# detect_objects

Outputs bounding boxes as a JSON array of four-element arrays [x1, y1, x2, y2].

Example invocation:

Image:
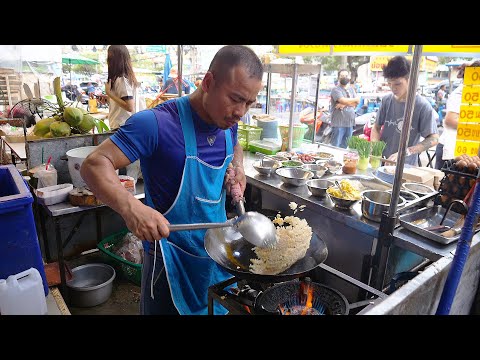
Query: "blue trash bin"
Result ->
[[0, 165, 48, 296]]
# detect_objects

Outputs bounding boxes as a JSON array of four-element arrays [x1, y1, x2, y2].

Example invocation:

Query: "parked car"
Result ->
[[62, 81, 101, 104], [423, 79, 461, 97]]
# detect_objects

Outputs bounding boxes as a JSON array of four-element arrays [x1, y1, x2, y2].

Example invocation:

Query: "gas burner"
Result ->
[[208, 264, 388, 315]]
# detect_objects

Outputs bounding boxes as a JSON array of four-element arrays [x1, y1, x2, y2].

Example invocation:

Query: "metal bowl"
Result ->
[[253, 160, 279, 177], [307, 179, 334, 197], [323, 160, 343, 174], [66, 263, 116, 307], [275, 167, 314, 186], [402, 182, 436, 196], [361, 190, 406, 222], [328, 193, 360, 209], [387, 189, 419, 202], [302, 164, 327, 178], [281, 160, 304, 168], [314, 152, 335, 162]]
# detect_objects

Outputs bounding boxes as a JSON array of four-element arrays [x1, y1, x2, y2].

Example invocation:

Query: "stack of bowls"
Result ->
[[276, 167, 314, 186]]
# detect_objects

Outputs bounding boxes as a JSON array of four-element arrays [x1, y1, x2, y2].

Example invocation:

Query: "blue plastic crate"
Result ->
[[0, 165, 48, 296]]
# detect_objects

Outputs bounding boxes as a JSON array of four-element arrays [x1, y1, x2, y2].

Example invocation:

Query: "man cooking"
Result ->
[[80, 45, 264, 315]]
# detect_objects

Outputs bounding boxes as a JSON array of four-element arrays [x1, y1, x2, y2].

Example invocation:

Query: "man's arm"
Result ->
[[406, 133, 439, 155], [225, 142, 246, 195], [80, 139, 170, 241], [336, 96, 360, 107], [105, 81, 135, 112], [444, 111, 459, 129], [370, 122, 382, 142]]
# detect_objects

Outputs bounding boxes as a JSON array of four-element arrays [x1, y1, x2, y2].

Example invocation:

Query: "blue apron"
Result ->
[[157, 95, 234, 315]]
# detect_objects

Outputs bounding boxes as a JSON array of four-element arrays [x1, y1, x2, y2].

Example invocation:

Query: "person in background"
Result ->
[[105, 45, 141, 181], [86, 82, 95, 95], [435, 60, 480, 170], [80, 45, 264, 315], [329, 69, 360, 148], [370, 56, 439, 165], [162, 68, 191, 95]]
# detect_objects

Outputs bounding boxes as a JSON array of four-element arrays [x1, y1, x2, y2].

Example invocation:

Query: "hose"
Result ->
[[436, 181, 480, 315]]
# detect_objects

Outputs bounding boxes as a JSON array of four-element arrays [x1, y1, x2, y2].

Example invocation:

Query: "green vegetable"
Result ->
[[347, 136, 362, 150], [371, 141, 387, 157], [356, 138, 371, 159]]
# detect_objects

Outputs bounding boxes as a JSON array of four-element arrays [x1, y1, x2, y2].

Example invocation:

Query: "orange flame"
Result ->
[[300, 283, 314, 315]]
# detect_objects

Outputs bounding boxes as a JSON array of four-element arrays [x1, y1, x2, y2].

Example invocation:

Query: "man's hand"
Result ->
[[225, 164, 246, 200], [388, 152, 399, 162], [123, 200, 171, 242], [335, 103, 346, 110]]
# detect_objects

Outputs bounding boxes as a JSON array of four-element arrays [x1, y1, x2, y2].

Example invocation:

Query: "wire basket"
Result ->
[[97, 229, 142, 286], [238, 124, 262, 149]]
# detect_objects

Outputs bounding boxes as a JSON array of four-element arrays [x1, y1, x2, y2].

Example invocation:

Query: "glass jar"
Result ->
[[342, 151, 359, 174]]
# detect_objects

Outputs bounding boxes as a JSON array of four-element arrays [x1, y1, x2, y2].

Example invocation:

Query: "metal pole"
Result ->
[[311, 64, 322, 143], [388, 45, 423, 216], [287, 64, 298, 151], [371, 45, 424, 290], [177, 45, 183, 97], [265, 69, 272, 115]]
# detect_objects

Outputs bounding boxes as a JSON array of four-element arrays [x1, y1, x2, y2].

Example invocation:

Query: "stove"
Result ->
[[208, 263, 388, 315]]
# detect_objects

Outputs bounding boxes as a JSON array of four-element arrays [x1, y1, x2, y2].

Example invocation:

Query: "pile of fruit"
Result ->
[[33, 77, 109, 138]]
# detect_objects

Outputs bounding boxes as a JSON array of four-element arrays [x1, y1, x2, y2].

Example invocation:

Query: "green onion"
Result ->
[[371, 141, 387, 157], [356, 138, 371, 159]]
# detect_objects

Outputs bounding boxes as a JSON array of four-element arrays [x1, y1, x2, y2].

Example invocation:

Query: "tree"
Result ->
[[346, 56, 370, 82]]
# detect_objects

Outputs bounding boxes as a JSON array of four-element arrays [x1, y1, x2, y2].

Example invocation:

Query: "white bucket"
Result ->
[[66, 146, 98, 188], [0, 268, 48, 315]]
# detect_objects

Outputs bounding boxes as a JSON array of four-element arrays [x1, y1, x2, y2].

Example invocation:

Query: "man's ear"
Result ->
[[202, 72, 214, 93]]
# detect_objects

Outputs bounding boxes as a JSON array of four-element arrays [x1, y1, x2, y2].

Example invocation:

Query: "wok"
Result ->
[[205, 226, 328, 283]]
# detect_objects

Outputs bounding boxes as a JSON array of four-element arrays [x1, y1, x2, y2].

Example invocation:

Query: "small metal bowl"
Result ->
[[281, 160, 304, 168], [307, 179, 334, 197], [253, 160, 279, 177], [328, 193, 360, 209], [314, 152, 335, 162], [402, 182, 436, 196], [302, 164, 327, 178], [361, 190, 406, 222], [275, 167, 314, 186], [387, 189, 419, 202], [323, 160, 343, 174]]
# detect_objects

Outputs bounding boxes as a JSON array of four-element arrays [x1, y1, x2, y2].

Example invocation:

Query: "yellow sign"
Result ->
[[461, 86, 480, 105], [333, 45, 409, 54], [456, 123, 480, 141], [454, 140, 480, 157], [423, 45, 480, 54], [464, 67, 480, 86], [369, 56, 438, 72], [278, 45, 330, 55], [459, 104, 480, 123]]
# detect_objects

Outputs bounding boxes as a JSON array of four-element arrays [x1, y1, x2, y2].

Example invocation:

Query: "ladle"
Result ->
[[168, 210, 278, 248]]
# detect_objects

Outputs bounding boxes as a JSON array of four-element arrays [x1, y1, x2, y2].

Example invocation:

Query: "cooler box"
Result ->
[[0, 164, 48, 296]]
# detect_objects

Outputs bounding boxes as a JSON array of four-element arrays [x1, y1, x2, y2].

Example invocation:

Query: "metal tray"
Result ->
[[327, 174, 392, 192], [398, 205, 466, 245]]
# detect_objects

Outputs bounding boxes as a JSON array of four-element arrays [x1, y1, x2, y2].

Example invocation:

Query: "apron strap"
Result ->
[[175, 96, 197, 156]]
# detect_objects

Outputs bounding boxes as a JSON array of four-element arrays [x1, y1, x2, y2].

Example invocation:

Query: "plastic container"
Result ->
[[279, 124, 308, 149], [97, 229, 142, 286], [0, 165, 48, 296], [36, 183, 73, 206], [256, 118, 279, 140], [237, 124, 262, 150], [0, 267, 48, 315], [248, 139, 281, 155]]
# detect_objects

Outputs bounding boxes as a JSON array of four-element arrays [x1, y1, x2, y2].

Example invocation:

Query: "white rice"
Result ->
[[250, 215, 312, 275]]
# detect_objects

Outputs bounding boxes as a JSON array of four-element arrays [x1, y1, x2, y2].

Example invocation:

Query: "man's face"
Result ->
[[203, 66, 263, 129], [386, 77, 409, 99]]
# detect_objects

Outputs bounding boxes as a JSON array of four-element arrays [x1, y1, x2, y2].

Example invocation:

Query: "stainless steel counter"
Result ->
[[242, 143, 463, 264]]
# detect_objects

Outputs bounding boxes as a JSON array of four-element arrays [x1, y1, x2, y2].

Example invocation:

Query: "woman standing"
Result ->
[[105, 45, 141, 181]]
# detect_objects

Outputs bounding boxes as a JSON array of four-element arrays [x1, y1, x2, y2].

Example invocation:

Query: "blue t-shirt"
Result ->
[[110, 99, 238, 214]]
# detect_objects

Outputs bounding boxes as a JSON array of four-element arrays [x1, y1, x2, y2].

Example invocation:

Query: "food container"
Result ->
[[302, 164, 327, 178], [36, 183, 74, 206], [328, 194, 360, 209], [323, 160, 343, 174], [281, 160, 304, 168], [306, 179, 334, 197], [361, 190, 406, 222], [275, 167, 314, 186], [402, 182, 436, 196], [66, 263, 116, 307], [248, 139, 281, 155], [252, 160, 279, 177]]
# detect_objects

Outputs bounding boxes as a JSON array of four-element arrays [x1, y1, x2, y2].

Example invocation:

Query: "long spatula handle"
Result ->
[[168, 218, 236, 232]]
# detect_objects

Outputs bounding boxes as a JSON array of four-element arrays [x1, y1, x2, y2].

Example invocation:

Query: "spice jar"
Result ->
[[342, 151, 358, 174]]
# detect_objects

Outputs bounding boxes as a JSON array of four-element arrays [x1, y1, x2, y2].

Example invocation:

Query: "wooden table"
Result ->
[[0, 136, 27, 165]]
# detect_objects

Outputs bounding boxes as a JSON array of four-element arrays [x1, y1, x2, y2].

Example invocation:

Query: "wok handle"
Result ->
[[168, 218, 236, 232]]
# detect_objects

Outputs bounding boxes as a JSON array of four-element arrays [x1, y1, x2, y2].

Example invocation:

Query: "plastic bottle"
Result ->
[[0, 268, 48, 315]]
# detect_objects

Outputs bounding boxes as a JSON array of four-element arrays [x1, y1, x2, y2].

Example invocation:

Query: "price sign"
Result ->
[[454, 140, 480, 157], [461, 85, 480, 104], [459, 105, 480, 123], [464, 67, 480, 85], [456, 123, 480, 141]]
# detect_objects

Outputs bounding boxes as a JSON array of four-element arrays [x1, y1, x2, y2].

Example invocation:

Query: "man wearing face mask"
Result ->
[[329, 69, 360, 148]]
